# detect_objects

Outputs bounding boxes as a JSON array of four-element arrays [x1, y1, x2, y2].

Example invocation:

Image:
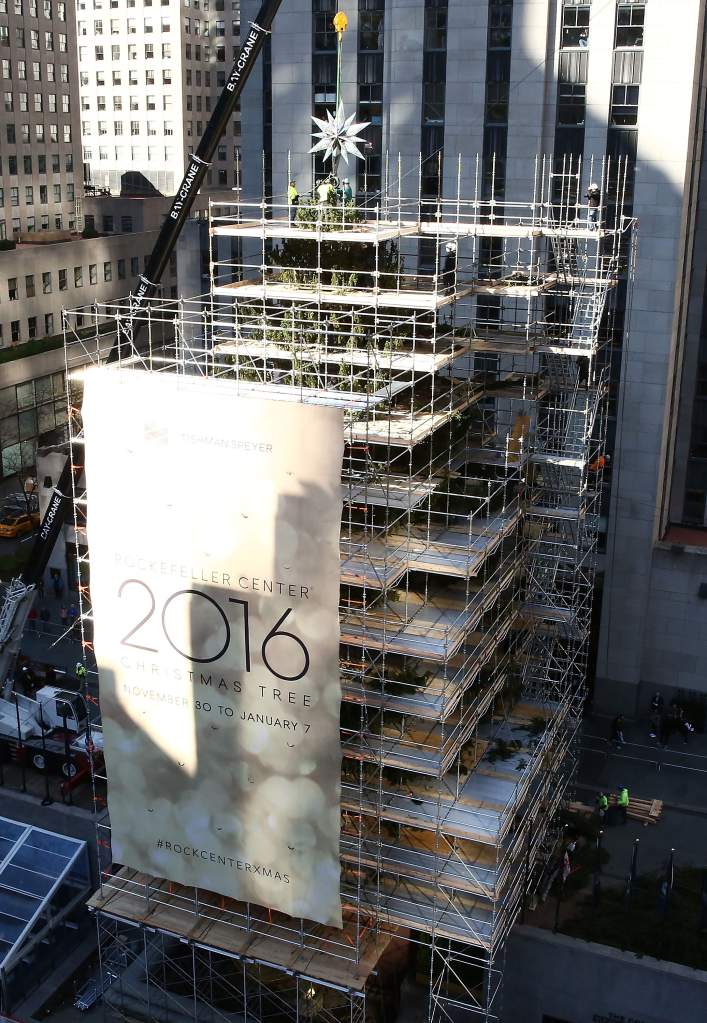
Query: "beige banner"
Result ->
[[83, 368, 344, 927]]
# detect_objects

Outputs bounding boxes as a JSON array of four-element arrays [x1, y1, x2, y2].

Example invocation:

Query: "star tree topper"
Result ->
[[310, 102, 370, 168]]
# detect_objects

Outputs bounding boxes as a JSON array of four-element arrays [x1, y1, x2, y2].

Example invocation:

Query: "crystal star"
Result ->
[[310, 102, 370, 167]]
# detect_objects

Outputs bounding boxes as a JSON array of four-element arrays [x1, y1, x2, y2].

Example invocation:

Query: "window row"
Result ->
[[0, 373, 64, 418], [0, 153, 74, 175], [5, 122, 72, 142], [82, 93, 173, 111], [0, 28, 68, 50], [80, 0, 231, 8], [79, 15, 171, 33], [0, 183, 69, 206], [84, 144, 178, 160], [82, 120, 175, 137], [0, 58, 69, 81], [5, 258, 145, 306], [77, 65, 237, 89], [0, 212, 74, 236], [79, 0, 171, 8], [560, 2, 645, 50], [80, 65, 174, 86], [80, 41, 175, 58], [3, 91, 69, 112], [0, 0, 66, 19]]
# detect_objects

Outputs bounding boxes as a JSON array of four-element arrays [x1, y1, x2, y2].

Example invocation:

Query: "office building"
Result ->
[[77, 0, 242, 196], [0, 0, 83, 238]]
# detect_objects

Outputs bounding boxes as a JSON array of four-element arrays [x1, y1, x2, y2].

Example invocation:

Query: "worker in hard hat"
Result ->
[[342, 178, 353, 202], [586, 182, 601, 228], [617, 785, 629, 825]]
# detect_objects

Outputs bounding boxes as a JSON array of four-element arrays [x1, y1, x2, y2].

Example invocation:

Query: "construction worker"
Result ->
[[441, 241, 457, 294], [317, 177, 334, 204], [588, 453, 610, 473], [586, 182, 601, 228], [287, 179, 299, 222], [342, 178, 353, 202], [617, 785, 629, 825], [75, 661, 87, 680], [596, 791, 608, 821]]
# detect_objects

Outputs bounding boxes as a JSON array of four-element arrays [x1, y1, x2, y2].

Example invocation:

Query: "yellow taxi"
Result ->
[[0, 510, 37, 538]]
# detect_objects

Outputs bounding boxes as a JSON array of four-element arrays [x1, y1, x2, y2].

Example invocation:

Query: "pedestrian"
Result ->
[[287, 179, 299, 222], [75, 661, 87, 681], [342, 177, 353, 202], [27, 606, 38, 634], [680, 717, 694, 746], [659, 711, 671, 748], [59, 605, 69, 630], [68, 603, 78, 625], [596, 791, 608, 821], [586, 182, 601, 229], [617, 785, 629, 825], [649, 709, 661, 740], [610, 713, 626, 748], [651, 690, 664, 716], [36, 577, 44, 599]]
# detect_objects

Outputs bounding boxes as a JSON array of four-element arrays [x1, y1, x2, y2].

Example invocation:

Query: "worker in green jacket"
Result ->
[[618, 785, 629, 825], [287, 179, 299, 222], [596, 791, 608, 821]]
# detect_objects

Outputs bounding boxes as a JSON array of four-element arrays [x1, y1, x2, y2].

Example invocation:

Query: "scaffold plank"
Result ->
[[212, 278, 476, 311], [212, 336, 473, 374], [90, 869, 396, 992], [211, 219, 420, 243]]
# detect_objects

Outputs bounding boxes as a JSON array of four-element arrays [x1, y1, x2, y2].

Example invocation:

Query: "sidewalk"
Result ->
[[20, 589, 86, 679], [576, 712, 707, 880]]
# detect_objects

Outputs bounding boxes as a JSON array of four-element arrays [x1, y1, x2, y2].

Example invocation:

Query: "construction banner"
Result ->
[[83, 368, 344, 927]]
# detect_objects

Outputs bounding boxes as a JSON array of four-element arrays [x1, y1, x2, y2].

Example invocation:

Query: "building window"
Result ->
[[58, 268, 67, 290], [27, 316, 37, 340], [8, 277, 18, 300], [117, 258, 126, 279], [102, 215, 114, 232], [130, 256, 139, 276], [89, 264, 97, 285], [610, 84, 640, 126], [74, 266, 83, 287], [121, 215, 133, 232], [45, 312, 54, 335], [557, 81, 586, 126], [11, 320, 20, 344], [615, 3, 645, 48], [561, 4, 590, 49], [42, 271, 51, 294], [25, 274, 35, 297], [103, 261, 112, 282]]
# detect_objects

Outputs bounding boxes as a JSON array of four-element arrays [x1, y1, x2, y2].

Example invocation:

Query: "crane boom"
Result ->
[[0, 0, 285, 686]]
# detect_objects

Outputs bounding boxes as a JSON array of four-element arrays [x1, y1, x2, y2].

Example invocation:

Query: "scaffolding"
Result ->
[[63, 154, 636, 1023]]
